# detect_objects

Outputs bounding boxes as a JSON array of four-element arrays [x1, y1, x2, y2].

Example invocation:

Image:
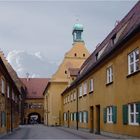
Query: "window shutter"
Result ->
[[138, 103, 140, 124], [123, 105, 128, 125], [112, 106, 117, 124], [86, 111, 88, 123], [103, 108, 107, 123]]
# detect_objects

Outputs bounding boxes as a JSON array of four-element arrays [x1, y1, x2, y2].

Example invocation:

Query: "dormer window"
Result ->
[[1, 79, 5, 94], [96, 52, 99, 61], [111, 34, 117, 45]]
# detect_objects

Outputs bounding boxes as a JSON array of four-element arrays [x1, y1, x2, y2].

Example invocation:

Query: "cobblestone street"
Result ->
[[1, 124, 112, 139]]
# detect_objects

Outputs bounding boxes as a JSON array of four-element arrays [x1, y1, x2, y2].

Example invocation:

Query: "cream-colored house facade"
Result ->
[[43, 24, 90, 126]]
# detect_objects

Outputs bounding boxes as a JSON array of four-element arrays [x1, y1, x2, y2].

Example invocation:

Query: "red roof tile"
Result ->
[[20, 78, 49, 99]]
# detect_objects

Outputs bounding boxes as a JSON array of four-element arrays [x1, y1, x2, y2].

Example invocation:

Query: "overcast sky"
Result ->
[[0, 0, 138, 78]]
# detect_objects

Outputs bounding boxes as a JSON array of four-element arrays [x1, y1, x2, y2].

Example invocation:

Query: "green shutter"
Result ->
[[138, 103, 140, 124], [103, 108, 107, 123], [112, 106, 117, 124], [123, 105, 128, 125], [1, 112, 6, 127], [86, 111, 88, 123]]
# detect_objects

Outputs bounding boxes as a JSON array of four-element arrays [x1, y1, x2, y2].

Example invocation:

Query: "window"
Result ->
[[79, 86, 82, 97], [107, 107, 113, 123], [1, 79, 5, 94], [83, 82, 87, 95], [83, 53, 85, 57], [70, 113, 73, 121], [128, 103, 139, 125], [65, 70, 67, 74], [73, 92, 76, 100], [1, 112, 6, 127], [71, 93, 73, 101], [74, 112, 77, 121], [7, 85, 10, 98], [12, 90, 15, 101], [83, 111, 88, 123], [128, 49, 139, 74], [89, 79, 93, 92], [106, 66, 113, 84], [74, 53, 77, 57], [79, 112, 82, 123], [64, 113, 67, 121], [67, 95, 70, 103]]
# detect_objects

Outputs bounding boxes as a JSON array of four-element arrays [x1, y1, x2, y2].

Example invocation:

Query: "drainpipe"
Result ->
[[76, 87, 78, 130], [10, 87, 13, 132]]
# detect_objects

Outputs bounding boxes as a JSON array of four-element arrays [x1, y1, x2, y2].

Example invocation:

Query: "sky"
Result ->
[[0, 0, 138, 78]]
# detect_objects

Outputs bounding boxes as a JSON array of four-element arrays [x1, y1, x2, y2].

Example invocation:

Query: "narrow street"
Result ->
[[1, 125, 111, 139]]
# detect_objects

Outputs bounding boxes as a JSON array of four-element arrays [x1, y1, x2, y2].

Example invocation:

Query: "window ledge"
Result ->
[[128, 123, 139, 126], [127, 70, 140, 78], [79, 96, 82, 99], [106, 81, 113, 86], [89, 91, 93, 94], [83, 94, 87, 97]]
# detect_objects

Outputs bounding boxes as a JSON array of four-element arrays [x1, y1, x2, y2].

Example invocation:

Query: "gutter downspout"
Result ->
[[76, 87, 78, 130]]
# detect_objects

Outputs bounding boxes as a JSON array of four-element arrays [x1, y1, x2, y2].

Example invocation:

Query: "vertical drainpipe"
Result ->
[[76, 87, 78, 130], [10, 87, 13, 132]]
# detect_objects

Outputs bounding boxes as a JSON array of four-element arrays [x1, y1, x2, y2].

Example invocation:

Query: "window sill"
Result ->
[[89, 91, 93, 94], [83, 94, 87, 97], [128, 123, 139, 126], [106, 81, 113, 86], [127, 70, 140, 78], [79, 96, 82, 99]]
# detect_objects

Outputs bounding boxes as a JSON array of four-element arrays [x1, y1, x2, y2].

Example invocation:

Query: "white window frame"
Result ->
[[83, 82, 87, 95], [64, 113, 67, 121], [67, 95, 70, 103], [128, 103, 139, 125], [70, 113, 73, 121], [106, 66, 113, 84], [73, 92, 76, 100], [83, 111, 88, 123], [128, 49, 139, 75], [79, 86, 82, 97], [71, 93, 73, 101], [1, 79, 5, 94], [107, 106, 113, 123], [7, 85, 10, 98], [79, 112, 82, 123], [89, 79, 94, 92], [74, 112, 77, 121]]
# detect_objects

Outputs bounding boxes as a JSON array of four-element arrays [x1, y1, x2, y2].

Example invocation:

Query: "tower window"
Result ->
[[83, 54, 85, 57], [74, 53, 77, 57], [65, 70, 67, 74]]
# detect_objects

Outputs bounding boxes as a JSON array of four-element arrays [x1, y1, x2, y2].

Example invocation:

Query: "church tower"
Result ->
[[43, 23, 90, 126], [72, 24, 84, 42]]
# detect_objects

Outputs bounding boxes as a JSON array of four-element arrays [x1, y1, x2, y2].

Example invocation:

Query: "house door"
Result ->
[[90, 106, 94, 133], [96, 105, 100, 134]]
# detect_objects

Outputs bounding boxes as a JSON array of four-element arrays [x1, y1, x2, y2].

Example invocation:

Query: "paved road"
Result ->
[[1, 124, 112, 139]]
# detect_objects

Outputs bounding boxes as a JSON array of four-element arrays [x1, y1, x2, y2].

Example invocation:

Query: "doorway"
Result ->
[[90, 106, 94, 133], [28, 112, 41, 124], [95, 105, 100, 134]]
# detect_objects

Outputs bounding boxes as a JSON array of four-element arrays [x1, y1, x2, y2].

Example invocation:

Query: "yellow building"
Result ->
[[43, 24, 90, 126], [62, 2, 140, 138], [0, 54, 24, 135]]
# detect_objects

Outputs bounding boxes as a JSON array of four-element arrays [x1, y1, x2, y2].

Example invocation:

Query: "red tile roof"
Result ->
[[20, 78, 49, 99]]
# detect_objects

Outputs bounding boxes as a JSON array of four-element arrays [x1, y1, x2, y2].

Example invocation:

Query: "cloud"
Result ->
[[7, 50, 57, 78]]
